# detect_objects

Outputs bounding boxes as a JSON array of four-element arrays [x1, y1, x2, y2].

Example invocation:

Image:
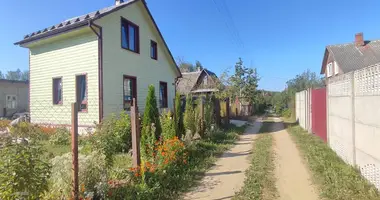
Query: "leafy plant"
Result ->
[[49, 127, 70, 145], [0, 137, 50, 199], [184, 95, 196, 136], [195, 98, 205, 138], [160, 110, 176, 141], [204, 96, 215, 133], [46, 152, 107, 199], [174, 93, 185, 138], [141, 85, 161, 161]]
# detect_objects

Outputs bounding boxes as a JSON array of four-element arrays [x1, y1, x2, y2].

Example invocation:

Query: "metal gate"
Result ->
[[311, 88, 327, 142]]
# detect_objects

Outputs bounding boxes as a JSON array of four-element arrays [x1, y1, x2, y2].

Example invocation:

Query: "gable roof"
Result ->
[[321, 40, 380, 74], [14, 0, 181, 77], [176, 69, 217, 94]]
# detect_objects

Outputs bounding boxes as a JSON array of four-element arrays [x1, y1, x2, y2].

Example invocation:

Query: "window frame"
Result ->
[[123, 75, 137, 111], [327, 63, 333, 77], [75, 74, 88, 112], [5, 95, 17, 109], [52, 77, 63, 105], [159, 81, 168, 108], [150, 40, 158, 60], [121, 17, 140, 53]]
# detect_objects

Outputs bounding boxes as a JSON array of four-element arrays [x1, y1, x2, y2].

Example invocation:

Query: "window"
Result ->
[[76, 75, 87, 112], [159, 82, 168, 108], [334, 61, 339, 75], [150, 40, 157, 60], [53, 77, 63, 105], [327, 63, 333, 77], [123, 75, 137, 111], [6, 95, 17, 109], [121, 18, 139, 53]]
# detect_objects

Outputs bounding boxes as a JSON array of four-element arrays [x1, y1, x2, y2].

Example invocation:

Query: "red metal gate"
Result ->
[[312, 88, 327, 142]]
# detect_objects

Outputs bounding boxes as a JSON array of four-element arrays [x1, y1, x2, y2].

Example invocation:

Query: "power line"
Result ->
[[211, 0, 245, 53]]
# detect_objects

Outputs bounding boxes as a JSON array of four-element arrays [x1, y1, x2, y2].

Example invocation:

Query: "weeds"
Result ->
[[288, 126, 380, 200], [234, 122, 277, 200]]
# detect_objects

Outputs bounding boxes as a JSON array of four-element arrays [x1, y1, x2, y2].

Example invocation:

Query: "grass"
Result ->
[[234, 121, 277, 200], [288, 125, 380, 200]]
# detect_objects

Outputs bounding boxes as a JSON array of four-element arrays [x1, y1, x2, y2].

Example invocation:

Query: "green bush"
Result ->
[[141, 85, 161, 161], [161, 110, 176, 141], [174, 93, 185, 138], [0, 134, 50, 199], [45, 152, 107, 199], [195, 98, 205, 138], [49, 128, 70, 145], [204, 96, 215, 133], [89, 112, 132, 166], [184, 95, 196, 136], [281, 108, 291, 118]]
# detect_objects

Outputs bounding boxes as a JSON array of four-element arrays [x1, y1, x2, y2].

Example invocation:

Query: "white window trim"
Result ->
[[327, 62, 333, 77], [6, 95, 17, 109], [334, 61, 339, 75]]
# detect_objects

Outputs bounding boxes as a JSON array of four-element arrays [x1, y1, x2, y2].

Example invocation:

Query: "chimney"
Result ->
[[355, 32, 364, 46], [115, 0, 124, 5]]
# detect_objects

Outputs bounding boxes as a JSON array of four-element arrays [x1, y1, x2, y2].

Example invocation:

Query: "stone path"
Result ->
[[272, 118, 319, 200], [183, 119, 262, 200]]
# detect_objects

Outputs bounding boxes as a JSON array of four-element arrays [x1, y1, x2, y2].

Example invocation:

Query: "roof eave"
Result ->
[[14, 20, 90, 46]]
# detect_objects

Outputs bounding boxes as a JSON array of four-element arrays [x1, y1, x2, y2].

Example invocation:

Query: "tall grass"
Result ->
[[288, 126, 380, 200]]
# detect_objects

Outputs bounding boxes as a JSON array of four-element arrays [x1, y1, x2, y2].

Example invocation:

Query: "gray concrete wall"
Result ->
[[0, 80, 29, 118], [327, 67, 380, 190]]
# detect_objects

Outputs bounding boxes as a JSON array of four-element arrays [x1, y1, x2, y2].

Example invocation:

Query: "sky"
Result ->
[[1, 0, 380, 91]]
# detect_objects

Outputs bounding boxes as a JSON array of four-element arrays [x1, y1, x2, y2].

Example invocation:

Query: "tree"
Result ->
[[174, 93, 185, 138], [0, 71, 4, 79], [140, 85, 162, 161], [21, 70, 29, 81], [177, 57, 196, 73], [195, 60, 203, 71], [6, 69, 22, 81]]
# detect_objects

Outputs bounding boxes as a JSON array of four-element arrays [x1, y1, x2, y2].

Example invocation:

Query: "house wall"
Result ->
[[28, 28, 99, 127], [0, 81, 29, 118], [96, 1, 177, 115]]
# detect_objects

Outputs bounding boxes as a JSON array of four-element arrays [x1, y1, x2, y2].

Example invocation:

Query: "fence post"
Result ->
[[214, 97, 221, 127], [225, 97, 230, 124], [351, 72, 356, 166], [71, 102, 79, 200], [131, 98, 141, 167]]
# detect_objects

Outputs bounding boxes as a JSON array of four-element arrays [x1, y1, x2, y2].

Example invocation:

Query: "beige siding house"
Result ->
[[0, 80, 29, 118], [15, 0, 181, 128]]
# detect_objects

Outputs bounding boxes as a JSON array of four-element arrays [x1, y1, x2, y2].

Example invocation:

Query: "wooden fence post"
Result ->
[[214, 97, 221, 127], [131, 98, 141, 167], [71, 102, 79, 200], [225, 97, 230, 124]]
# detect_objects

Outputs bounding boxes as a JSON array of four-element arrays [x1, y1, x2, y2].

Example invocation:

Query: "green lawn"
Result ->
[[288, 125, 380, 200]]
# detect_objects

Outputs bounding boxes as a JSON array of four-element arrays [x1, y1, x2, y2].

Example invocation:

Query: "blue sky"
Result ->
[[1, 0, 380, 91]]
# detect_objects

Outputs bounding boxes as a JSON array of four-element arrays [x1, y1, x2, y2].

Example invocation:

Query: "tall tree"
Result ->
[[195, 60, 203, 71], [0, 71, 4, 79], [177, 57, 196, 73], [6, 69, 22, 81], [21, 70, 29, 81]]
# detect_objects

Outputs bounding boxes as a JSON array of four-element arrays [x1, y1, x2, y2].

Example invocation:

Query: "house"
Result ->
[[177, 68, 218, 96], [321, 33, 380, 78], [14, 0, 181, 128], [0, 79, 29, 118]]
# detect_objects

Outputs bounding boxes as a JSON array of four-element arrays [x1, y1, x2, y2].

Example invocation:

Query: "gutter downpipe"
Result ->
[[88, 20, 104, 123]]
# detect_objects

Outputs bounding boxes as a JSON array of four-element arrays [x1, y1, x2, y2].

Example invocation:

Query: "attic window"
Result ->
[[327, 63, 333, 77], [121, 18, 139, 53], [150, 40, 157, 60]]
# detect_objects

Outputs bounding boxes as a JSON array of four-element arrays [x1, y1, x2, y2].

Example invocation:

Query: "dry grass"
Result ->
[[288, 126, 380, 200]]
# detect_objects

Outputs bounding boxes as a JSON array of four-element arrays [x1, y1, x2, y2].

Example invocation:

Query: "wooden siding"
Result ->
[[96, 1, 177, 115], [29, 28, 99, 126]]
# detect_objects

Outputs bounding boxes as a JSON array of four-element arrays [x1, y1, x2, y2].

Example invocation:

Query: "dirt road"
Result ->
[[183, 119, 262, 200], [272, 118, 319, 200]]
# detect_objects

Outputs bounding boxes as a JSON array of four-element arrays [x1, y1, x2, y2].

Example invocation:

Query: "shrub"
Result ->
[[195, 98, 205, 138], [0, 138, 50, 199], [160, 110, 176, 141], [141, 85, 161, 161], [184, 95, 196, 136], [49, 127, 70, 145], [281, 108, 291, 118], [46, 152, 107, 199], [89, 112, 132, 166], [0, 120, 10, 130], [174, 93, 185, 138], [155, 137, 187, 168], [204, 96, 215, 132]]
